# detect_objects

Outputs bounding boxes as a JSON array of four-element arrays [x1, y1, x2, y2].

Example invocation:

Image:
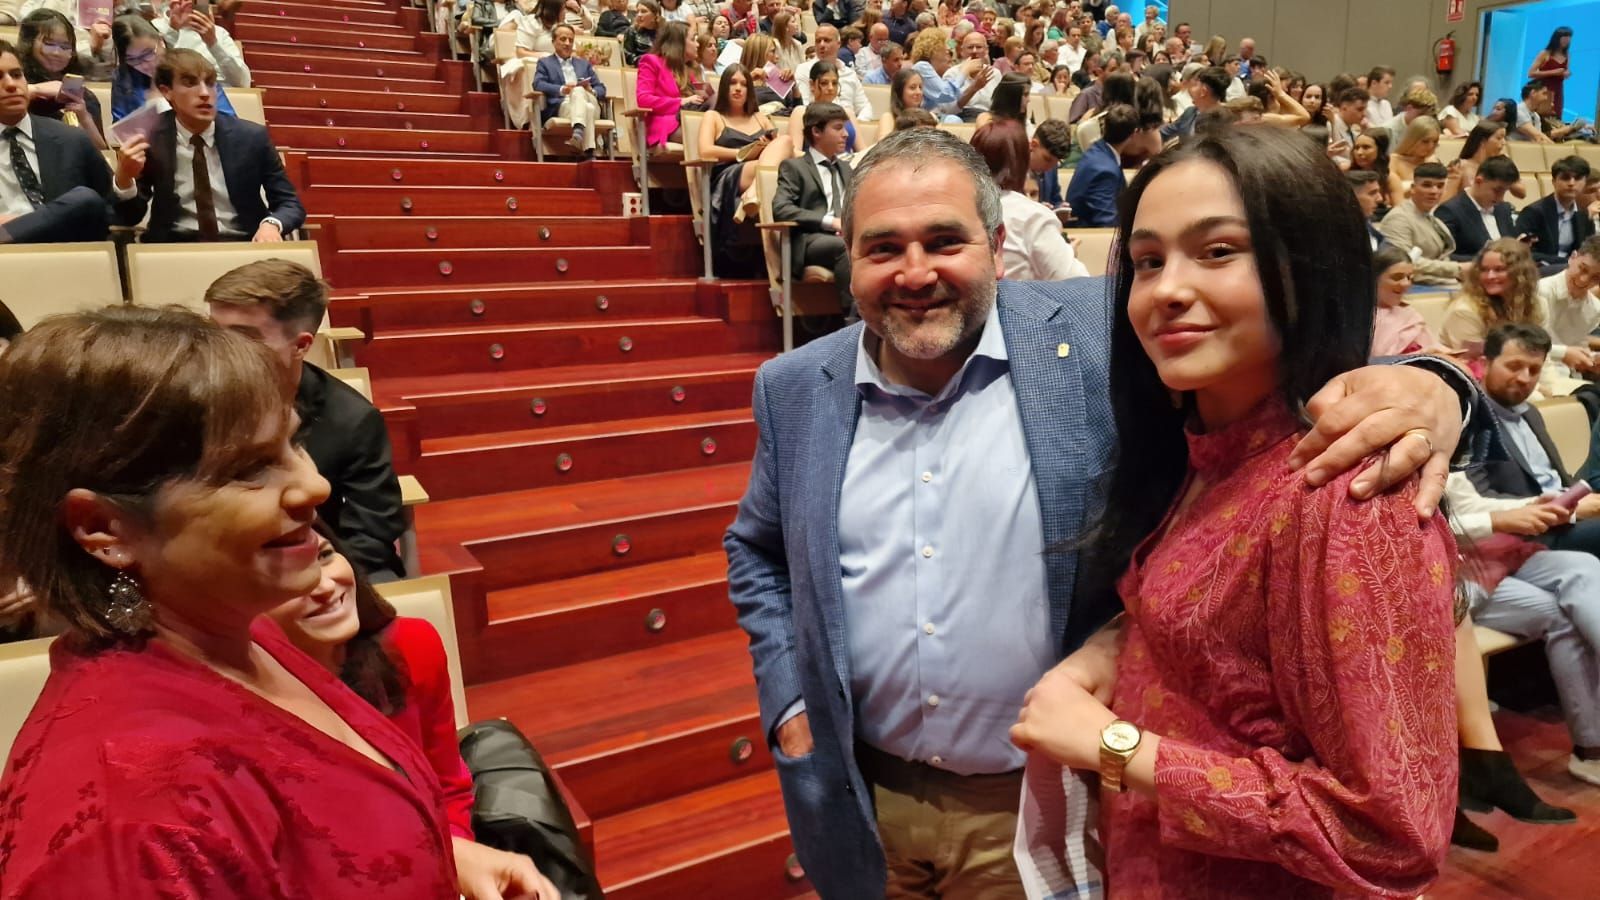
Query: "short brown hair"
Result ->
[[204, 259, 329, 337], [0, 306, 292, 645], [156, 47, 217, 89]]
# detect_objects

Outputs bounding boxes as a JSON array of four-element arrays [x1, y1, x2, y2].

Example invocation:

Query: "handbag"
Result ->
[[457, 719, 604, 900]]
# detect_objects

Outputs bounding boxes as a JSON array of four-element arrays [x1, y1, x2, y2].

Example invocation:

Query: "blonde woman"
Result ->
[[1440, 238, 1545, 353], [1390, 115, 1442, 186]]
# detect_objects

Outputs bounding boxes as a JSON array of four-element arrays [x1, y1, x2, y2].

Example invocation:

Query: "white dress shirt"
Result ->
[[1538, 270, 1600, 380], [0, 116, 41, 218], [948, 62, 1000, 112], [854, 43, 882, 80], [999, 190, 1088, 282], [1479, 200, 1503, 241], [156, 15, 251, 87], [1557, 200, 1578, 256], [796, 58, 875, 119], [114, 119, 247, 237], [1058, 43, 1086, 74], [1224, 76, 1245, 101], [1365, 97, 1393, 127], [808, 147, 843, 230]]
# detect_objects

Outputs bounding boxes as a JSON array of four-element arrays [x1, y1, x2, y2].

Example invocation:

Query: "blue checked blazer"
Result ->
[[723, 277, 1121, 899]]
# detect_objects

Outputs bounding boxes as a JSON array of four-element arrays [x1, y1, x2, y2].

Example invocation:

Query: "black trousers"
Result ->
[[797, 231, 853, 315]]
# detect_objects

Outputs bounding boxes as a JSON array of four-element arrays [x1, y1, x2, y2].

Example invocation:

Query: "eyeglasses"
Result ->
[[41, 40, 74, 53], [124, 50, 157, 65]]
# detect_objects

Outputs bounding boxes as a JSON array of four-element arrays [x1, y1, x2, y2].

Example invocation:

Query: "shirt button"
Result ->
[[921, 471, 933, 483], [927, 694, 941, 708], [930, 755, 944, 766], [923, 622, 936, 635], [921, 545, 934, 558]]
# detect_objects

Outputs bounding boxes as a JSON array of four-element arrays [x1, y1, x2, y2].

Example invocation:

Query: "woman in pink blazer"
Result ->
[[635, 21, 709, 147]]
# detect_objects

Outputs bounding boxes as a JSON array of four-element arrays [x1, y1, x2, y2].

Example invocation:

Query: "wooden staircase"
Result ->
[[249, 1, 812, 896]]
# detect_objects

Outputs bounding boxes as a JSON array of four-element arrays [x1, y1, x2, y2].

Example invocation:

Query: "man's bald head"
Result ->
[[869, 22, 889, 46], [814, 23, 840, 60]]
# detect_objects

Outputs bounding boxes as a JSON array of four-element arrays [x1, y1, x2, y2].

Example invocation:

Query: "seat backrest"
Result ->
[[1407, 291, 1453, 338], [87, 81, 115, 146], [1506, 142, 1548, 175], [1436, 137, 1465, 163], [1510, 175, 1542, 210], [938, 122, 975, 143], [375, 576, 469, 728], [681, 109, 708, 228], [1543, 143, 1577, 170], [1042, 93, 1073, 124], [861, 83, 890, 120], [327, 366, 373, 401], [229, 87, 267, 126], [619, 67, 640, 155], [1576, 145, 1600, 168], [1537, 173, 1555, 199], [1027, 92, 1048, 126], [0, 243, 123, 330], [1535, 397, 1591, 475], [493, 29, 518, 64], [126, 241, 323, 312], [1071, 228, 1116, 277], [755, 164, 784, 291], [0, 637, 56, 763]]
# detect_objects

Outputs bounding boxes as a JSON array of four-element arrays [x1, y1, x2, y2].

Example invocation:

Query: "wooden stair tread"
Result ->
[[415, 462, 750, 546], [486, 551, 727, 621], [423, 407, 753, 454], [592, 770, 791, 890], [344, 277, 704, 299], [467, 629, 758, 763], [372, 315, 720, 340], [376, 353, 768, 404]]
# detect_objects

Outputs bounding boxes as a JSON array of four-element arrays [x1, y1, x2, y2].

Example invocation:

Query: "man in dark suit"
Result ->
[[1518, 155, 1596, 268], [0, 41, 110, 244], [1437, 155, 1520, 261], [1346, 170, 1387, 250], [111, 49, 304, 243], [772, 102, 852, 313], [1066, 104, 1155, 227], [532, 24, 608, 156], [206, 259, 407, 581], [1457, 322, 1600, 558]]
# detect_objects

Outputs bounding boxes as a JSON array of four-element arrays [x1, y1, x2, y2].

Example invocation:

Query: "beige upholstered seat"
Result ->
[[755, 165, 839, 352], [1534, 397, 1591, 475], [1408, 292, 1453, 339], [376, 576, 469, 727], [1070, 228, 1116, 277], [0, 243, 122, 330], [228, 87, 268, 126], [125, 240, 324, 311], [0, 637, 55, 762]]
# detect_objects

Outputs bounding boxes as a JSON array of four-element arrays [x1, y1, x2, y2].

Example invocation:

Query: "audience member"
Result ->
[[1383, 86, 1436, 140], [770, 8, 804, 71], [205, 260, 407, 581], [1440, 237, 1543, 354], [1535, 235, 1600, 382], [1347, 169, 1387, 250], [789, 60, 860, 152], [970, 118, 1087, 281], [1067, 51, 1112, 122], [156, 0, 248, 88], [593, 0, 629, 37], [892, 106, 934, 129], [882, 0, 916, 46], [876, 63, 919, 141], [1389, 114, 1440, 185], [813, 0, 860, 32], [0, 307, 528, 899], [1364, 63, 1394, 126], [855, 21, 888, 79], [18, 9, 105, 149], [1379, 161, 1464, 285], [110, 13, 176, 121], [112, 49, 302, 243], [1518, 156, 1595, 268], [1065, 103, 1138, 227], [772, 102, 852, 312], [1437, 155, 1520, 260], [1440, 80, 1482, 137], [1328, 85, 1368, 155], [699, 63, 788, 276], [19, 0, 115, 78], [621, 0, 660, 66], [1030, 116, 1072, 208], [863, 39, 902, 84], [946, 28, 999, 122], [1071, 69, 1132, 149], [0, 39, 111, 244], [1511, 81, 1554, 143], [1370, 244, 1437, 355], [1299, 81, 1327, 128], [1058, 22, 1086, 72], [1527, 26, 1572, 122], [1348, 131, 1401, 209], [635, 21, 708, 148], [1161, 63, 1226, 137], [1445, 121, 1521, 202], [533, 24, 606, 157], [795, 24, 872, 119], [514, 0, 566, 57], [907, 27, 967, 117]]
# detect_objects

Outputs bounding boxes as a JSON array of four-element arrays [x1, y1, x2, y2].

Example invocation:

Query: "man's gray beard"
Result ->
[[878, 276, 997, 361]]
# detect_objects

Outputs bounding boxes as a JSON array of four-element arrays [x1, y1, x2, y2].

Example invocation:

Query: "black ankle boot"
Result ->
[[1459, 747, 1577, 824], [1451, 808, 1499, 852]]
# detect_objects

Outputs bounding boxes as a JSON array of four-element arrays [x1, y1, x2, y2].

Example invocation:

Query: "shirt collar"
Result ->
[[808, 146, 837, 167], [853, 303, 1007, 399], [177, 119, 218, 147], [2, 115, 34, 140], [1489, 396, 1533, 421]]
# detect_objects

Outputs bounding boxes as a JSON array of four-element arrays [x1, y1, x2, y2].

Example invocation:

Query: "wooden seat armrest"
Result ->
[[756, 220, 798, 231], [399, 474, 430, 507], [322, 326, 366, 342], [681, 159, 718, 169], [622, 108, 653, 118]]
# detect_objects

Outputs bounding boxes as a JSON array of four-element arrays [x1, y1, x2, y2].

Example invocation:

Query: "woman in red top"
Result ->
[[1012, 128, 1458, 896], [263, 522, 557, 898], [0, 307, 548, 900]]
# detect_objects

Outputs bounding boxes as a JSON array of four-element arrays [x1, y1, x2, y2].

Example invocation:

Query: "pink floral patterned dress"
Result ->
[[1104, 401, 1459, 898]]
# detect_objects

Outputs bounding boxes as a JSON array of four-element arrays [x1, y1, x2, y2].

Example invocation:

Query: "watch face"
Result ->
[[1103, 721, 1141, 753]]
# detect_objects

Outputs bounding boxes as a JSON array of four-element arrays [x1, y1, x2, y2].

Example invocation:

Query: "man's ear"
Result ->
[[291, 330, 315, 363], [62, 489, 142, 573]]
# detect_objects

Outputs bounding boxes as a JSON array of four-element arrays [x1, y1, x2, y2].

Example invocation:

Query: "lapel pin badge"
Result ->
[[1057, 343, 1070, 359]]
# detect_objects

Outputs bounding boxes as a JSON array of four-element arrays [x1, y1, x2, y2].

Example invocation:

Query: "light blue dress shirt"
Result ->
[[1558, 201, 1577, 256], [836, 310, 1055, 775], [911, 60, 962, 112], [1492, 399, 1563, 492]]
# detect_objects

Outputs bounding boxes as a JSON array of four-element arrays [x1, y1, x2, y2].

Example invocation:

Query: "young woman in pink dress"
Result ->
[[1012, 127, 1459, 897]]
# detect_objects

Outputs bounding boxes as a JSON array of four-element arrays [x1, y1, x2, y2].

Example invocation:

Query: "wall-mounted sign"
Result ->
[[1447, 0, 1465, 23]]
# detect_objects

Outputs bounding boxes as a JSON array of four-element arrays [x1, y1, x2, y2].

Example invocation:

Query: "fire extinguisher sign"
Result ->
[[1447, 0, 1464, 22]]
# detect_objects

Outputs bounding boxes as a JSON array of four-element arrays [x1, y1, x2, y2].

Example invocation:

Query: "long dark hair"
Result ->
[[890, 65, 921, 115], [714, 63, 758, 117], [312, 519, 410, 715], [1459, 120, 1505, 161], [18, 10, 86, 82], [987, 71, 1032, 124], [1082, 128, 1374, 584], [1545, 26, 1572, 55], [0, 298, 20, 343]]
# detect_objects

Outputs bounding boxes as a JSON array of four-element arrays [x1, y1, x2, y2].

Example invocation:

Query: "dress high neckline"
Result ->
[[1184, 398, 1303, 480]]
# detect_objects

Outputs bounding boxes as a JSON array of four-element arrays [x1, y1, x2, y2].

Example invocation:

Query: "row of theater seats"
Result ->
[[1439, 138, 1600, 212], [0, 239, 431, 571]]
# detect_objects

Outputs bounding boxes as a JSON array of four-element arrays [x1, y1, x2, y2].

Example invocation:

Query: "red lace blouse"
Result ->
[[0, 618, 458, 899], [383, 616, 475, 840], [1105, 402, 1458, 898]]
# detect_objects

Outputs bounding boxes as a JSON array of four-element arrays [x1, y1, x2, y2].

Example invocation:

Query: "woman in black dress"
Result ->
[[696, 63, 793, 277]]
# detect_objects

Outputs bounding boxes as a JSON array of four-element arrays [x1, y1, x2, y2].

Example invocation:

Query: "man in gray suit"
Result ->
[[725, 128, 1477, 899], [1380, 161, 1467, 285]]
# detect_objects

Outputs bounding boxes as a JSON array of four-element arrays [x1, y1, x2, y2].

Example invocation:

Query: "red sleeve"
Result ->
[[390, 617, 476, 841], [1150, 474, 1458, 896]]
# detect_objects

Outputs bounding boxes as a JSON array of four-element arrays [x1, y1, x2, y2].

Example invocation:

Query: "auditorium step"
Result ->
[[332, 245, 676, 286], [265, 106, 474, 130], [237, 6, 406, 27], [262, 87, 466, 114], [301, 184, 598, 215], [248, 50, 439, 80], [270, 124, 493, 154], [316, 215, 645, 249], [250, 71, 454, 93], [234, 21, 422, 52], [298, 155, 582, 187], [343, 279, 709, 331]]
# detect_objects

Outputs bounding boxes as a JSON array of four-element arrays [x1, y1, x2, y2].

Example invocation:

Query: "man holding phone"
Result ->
[[156, 0, 251, 87], [531, 24, 606, 156], [0, 40, 112, 244]]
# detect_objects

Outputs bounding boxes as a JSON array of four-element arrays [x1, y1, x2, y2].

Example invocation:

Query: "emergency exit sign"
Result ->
[[1447, 0, 1465, 22]]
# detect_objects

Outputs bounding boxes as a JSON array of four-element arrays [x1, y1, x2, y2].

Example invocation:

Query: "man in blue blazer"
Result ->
[[725, 129, 1479, 899], [1436, 155, 1520, 261], [111, 50, 304, 243], [0, 42, 110, 244], [1065, 104, 1155, 228], [532, 24, 608, 156]]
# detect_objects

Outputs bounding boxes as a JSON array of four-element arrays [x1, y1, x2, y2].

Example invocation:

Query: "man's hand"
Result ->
[[253, 221, 285, 242], [1564, 346, 1595, 373], [1289, 364, 1466, 519], [777, 712, 814, 758], [1491, 502, 1568, 535], [189, 9, 219, 45], [90, 21, 112, 54], [452, 838, 561, 900], [114, 136, 149, 188], [168, 0, 194, 31], [1575, 493, 1600, 521]]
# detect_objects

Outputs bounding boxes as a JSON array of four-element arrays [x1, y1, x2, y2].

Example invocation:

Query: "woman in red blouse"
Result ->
[[1013, 128, 1459, 896], [0, 307, 550, 900], [263, 522, 557, 899]]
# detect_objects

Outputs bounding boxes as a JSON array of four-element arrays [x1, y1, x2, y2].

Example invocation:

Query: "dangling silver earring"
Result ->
[[99, 570, 153, 635]]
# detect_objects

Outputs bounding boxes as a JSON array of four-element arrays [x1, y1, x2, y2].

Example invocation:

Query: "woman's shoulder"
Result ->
[[384, 616, 449, 675]]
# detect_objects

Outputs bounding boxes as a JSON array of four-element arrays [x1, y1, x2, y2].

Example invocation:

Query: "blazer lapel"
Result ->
[[809, 328, 864, 701], [1525, 408, 1573, 485], [213, 115, 246, 216]]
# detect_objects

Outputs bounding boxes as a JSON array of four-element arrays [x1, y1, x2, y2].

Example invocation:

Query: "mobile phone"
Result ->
[[194, 0, 211, 13], [59, 74, 85, 102], [1461, 339, 1485, 357], [1553, 481, 1592, 513]]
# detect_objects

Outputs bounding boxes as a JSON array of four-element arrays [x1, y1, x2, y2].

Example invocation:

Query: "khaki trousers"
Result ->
[[558, 86, 600, 150], [857, 743, 1028, 900]]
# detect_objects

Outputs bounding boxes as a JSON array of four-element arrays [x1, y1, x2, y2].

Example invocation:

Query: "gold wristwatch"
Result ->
[[1099, 720, 1143, 793]]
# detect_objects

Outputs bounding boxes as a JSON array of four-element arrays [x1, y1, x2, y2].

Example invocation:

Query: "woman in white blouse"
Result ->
[[1439, 81, 1481, 137], [971, 119, 1088, 281]]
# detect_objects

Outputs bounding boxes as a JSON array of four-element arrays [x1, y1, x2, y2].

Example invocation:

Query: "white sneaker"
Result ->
[[1567, 754, 1600, 787]]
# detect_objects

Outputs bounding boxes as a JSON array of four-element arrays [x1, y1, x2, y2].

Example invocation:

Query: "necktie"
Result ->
[[191, 132, 219, 240], [5, 126, 44, 209], [822, 159, 844, 216]]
